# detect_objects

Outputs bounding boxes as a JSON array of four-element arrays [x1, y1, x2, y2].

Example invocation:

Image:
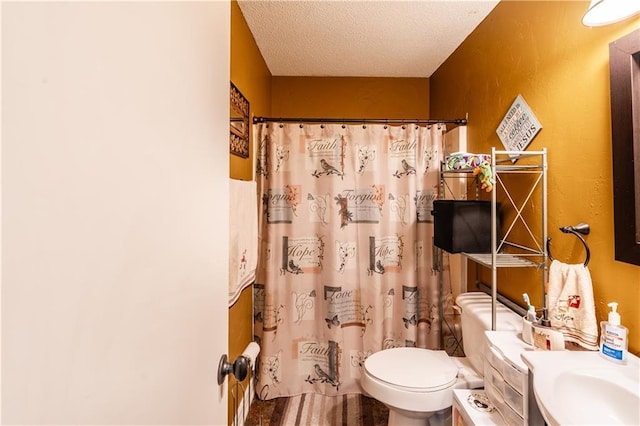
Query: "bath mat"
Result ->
[[247, 393, 388, 426]]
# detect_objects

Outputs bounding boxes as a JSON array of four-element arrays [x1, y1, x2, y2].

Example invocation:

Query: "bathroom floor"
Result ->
[[245, 393, 389, 426]]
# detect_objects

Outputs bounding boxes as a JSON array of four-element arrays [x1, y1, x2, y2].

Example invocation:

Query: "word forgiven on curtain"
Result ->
[[254, 122, 446, 399]]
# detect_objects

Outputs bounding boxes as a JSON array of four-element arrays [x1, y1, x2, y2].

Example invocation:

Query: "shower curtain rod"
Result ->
[[252, 116, 467, 126]]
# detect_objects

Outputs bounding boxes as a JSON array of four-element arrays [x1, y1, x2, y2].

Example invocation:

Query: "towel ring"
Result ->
[[546, 223, 591, 267]]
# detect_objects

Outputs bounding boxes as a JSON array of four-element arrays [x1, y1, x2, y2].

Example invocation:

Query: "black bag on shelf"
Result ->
[[431, 200, 498, 254]]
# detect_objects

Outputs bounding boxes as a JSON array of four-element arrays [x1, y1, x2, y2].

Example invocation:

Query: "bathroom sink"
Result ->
[[521, 351, 640, 426]]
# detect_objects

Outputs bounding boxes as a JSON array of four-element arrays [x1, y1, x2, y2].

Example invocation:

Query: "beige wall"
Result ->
[[430, 1, 640, 354], [2, 2, 230, 424]]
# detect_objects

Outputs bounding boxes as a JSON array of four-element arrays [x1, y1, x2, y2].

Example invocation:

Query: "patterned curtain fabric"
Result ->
[[253, 122, 446, 399]]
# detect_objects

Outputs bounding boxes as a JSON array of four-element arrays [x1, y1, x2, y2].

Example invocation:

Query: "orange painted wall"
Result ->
[[229, 58, 429, 424], [271, 76, 429, 119], [229, 16, 431, 419], [231, 1, 271, 181], [229, 1, 271, 424], [430, 1, 640, 354], [232, 1, 640, 394]]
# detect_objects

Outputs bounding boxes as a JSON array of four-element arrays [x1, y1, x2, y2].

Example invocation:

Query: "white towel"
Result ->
[[229, 179, 258, 306], [547, 260, 598, 350]]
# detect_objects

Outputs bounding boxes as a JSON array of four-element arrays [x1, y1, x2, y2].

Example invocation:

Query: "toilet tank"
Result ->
[[455, 292, 521, 376]]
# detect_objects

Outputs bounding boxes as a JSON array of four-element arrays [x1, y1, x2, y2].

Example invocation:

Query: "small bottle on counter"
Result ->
[[600, 302, 628, 364]]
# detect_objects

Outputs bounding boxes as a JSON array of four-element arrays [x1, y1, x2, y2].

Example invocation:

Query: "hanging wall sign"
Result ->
[[496, 94, 542, 153]]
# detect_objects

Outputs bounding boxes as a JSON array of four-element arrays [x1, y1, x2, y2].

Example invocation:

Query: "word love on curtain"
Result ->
[[254, 122, 446, 400]]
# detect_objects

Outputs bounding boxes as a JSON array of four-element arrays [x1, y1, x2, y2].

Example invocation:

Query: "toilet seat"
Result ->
[[364, 347, 458, 392], [360, 294, 519, 423]]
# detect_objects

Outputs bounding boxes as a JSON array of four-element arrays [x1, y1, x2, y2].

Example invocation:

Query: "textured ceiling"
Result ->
[[237, 0, 500, 78]]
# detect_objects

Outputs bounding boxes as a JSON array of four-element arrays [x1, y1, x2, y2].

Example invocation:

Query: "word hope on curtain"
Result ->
[[253, 122, 448, 400]]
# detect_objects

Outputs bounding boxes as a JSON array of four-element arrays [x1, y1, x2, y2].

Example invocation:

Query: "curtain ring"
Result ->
[[279, 123, 283, 128], [299, 123, 304, 128], [320, 124, 325, 129]]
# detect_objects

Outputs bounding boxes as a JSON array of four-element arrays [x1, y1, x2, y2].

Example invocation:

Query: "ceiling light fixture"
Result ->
[[582, 0, 640, 26]]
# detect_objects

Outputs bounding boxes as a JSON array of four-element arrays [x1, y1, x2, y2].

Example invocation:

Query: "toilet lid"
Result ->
[[364, 347, 458, 391]]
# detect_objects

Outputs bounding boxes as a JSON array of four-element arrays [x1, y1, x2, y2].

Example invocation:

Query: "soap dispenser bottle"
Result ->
[[600, 302, 628, 364]]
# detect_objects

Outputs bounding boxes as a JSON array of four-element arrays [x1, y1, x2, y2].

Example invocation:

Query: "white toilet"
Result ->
[[361, 292, 522, 426]]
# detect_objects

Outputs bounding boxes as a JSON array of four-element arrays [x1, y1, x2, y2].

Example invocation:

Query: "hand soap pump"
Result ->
[[599, 302, 628, 364]]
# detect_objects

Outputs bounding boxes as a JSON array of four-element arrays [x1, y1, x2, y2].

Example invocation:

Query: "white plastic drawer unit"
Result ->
[[504, 382, 524, 417], [502, 356, 526, 394], [484, 382, 504, 413], [501, 400, 526, 426], [484, 342, 500, 370], [484, 361, 505, 397], [486, 343, 527, 390], [483, 331, 534, 426]]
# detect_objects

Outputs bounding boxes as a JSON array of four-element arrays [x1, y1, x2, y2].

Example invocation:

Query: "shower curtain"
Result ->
[[253, 122, 446, 399]]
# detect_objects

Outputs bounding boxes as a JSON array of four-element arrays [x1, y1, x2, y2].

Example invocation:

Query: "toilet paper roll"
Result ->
[[241, 341, 261, 369]]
